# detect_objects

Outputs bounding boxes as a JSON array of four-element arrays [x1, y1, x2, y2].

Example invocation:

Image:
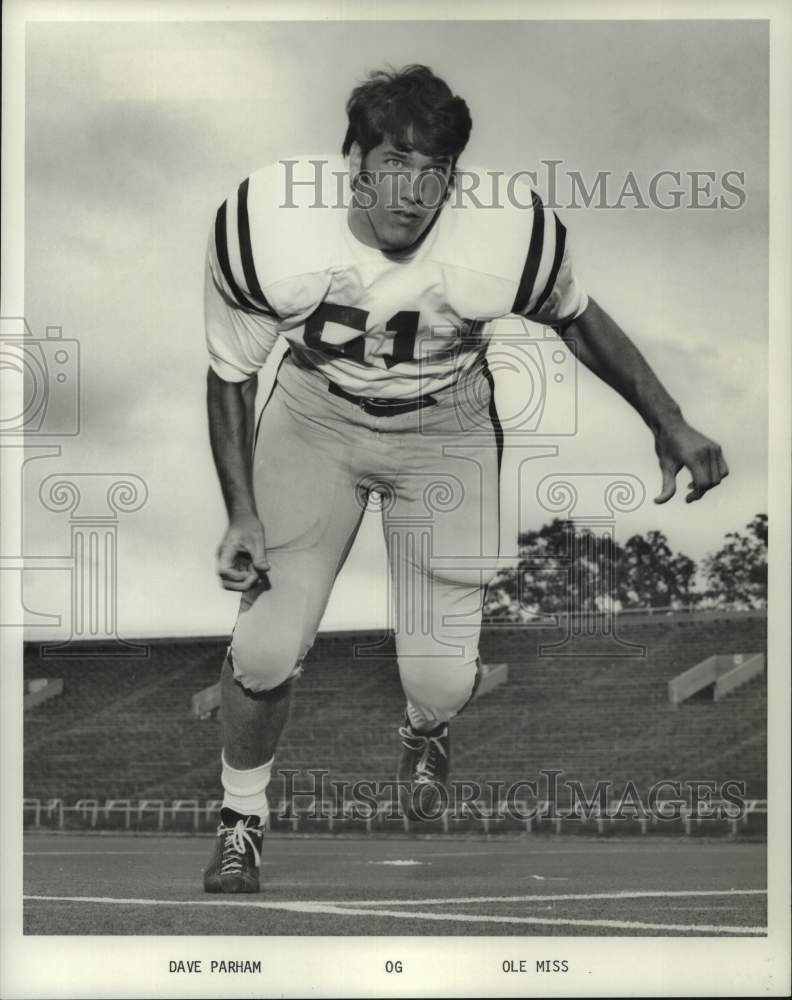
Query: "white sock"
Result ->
[[221, 753, 273, 825]]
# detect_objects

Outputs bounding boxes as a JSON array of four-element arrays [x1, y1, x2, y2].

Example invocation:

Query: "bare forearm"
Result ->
[[206, 367, 258, 518], [558, 297, 684, 435]]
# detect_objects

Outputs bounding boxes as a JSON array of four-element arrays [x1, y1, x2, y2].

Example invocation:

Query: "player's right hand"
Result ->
[[216, 513, 270, 591]]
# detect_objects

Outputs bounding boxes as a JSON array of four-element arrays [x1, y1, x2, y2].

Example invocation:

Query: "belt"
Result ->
[[327, 380, 438, 416]]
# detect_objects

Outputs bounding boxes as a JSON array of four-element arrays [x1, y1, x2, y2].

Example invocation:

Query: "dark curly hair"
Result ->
[[342, 64, 472, 166]]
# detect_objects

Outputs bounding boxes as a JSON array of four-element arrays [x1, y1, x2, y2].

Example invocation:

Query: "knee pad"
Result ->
[[227, 637, 304, 694], [398, 653, 479, 727]]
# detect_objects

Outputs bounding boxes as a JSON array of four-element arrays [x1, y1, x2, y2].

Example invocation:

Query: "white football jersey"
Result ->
[[205, 156, 588, 399]]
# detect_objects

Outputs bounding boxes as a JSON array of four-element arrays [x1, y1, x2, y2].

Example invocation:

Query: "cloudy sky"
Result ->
[[21, 17, 768, 638]]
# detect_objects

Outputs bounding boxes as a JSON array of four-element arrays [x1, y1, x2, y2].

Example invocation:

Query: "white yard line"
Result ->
[[337, 888, 766, 906], [24, 851, 208, 856], [23, 889, 767, 936]]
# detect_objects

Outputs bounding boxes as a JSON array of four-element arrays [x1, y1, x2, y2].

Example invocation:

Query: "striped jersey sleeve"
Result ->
[[204, 178, 281, 382], [511, 193, 588, 326]]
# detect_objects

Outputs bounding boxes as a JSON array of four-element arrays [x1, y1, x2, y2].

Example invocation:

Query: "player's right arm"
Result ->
[[206, 368, 269, 591], [204, 182, 282, 591]]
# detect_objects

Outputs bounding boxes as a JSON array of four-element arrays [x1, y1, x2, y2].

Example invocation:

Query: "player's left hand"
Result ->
[[653, 420, 729, 504]]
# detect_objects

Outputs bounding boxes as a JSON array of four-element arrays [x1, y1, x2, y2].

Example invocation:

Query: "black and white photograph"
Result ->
[[1, 1, 790, 997]]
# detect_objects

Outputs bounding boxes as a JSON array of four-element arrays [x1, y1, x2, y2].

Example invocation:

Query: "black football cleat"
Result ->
[[203, 809, 264, 893], [397, 718, 451, 821]]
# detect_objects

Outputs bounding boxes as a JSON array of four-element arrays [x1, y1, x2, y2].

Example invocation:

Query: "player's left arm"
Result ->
[[556, 297, 729, 504]]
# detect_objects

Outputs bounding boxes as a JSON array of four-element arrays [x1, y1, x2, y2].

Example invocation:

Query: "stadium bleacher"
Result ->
[[24, 612, 767, 827]]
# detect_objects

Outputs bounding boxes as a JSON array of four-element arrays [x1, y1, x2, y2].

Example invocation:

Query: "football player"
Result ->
[[202, 65, 728, 892]]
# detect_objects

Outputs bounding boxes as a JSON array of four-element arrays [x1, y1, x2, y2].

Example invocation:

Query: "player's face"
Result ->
[[349, 140, 453, 251]]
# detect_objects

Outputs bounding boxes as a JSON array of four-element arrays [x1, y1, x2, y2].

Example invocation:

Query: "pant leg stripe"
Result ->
[[481, 358, 503, 540]]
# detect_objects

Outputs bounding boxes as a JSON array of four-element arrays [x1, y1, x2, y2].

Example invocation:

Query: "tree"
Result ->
[[483, 520, 700, 622], [616, 531, 699, 610], [701, 514, 768, 609], [483, 518, 620, 620]]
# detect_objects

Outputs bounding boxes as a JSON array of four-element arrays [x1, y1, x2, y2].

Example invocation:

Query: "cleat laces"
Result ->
[[217, 819, 262, 873], [399, 726, 448, 786]]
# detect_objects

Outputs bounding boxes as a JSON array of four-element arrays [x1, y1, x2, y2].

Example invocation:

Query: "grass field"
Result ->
[[24, 833, 766, 936]]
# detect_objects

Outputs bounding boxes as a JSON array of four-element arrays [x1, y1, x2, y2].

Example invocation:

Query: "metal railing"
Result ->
[[513, 605, 767, 627], [23, 796, 767, 836]]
